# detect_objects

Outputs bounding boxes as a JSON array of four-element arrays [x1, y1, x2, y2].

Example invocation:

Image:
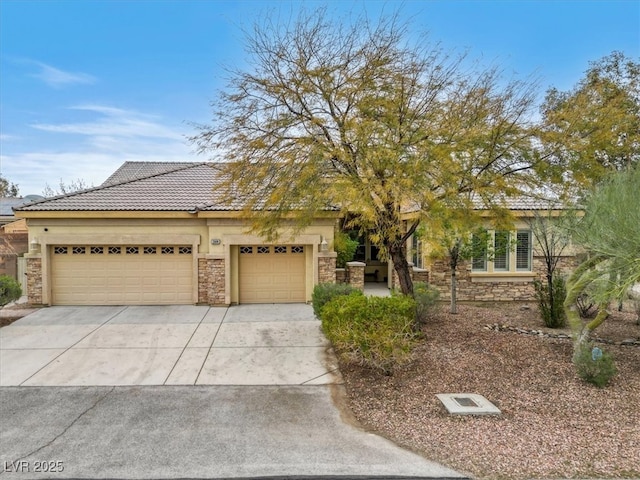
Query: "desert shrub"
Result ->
[[573, 342, 617, 388], [333, 231, 359, 268], [413, 282, 440, 326], [311, 282, 362, 318], [534, 276, 567, 328], [0, 275, 22, 306], [320, 293, 420, 374]]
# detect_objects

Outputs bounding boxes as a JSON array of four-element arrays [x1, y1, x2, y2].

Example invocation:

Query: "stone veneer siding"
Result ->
[[26, 256, 43, 305], [197, 258, 209, 304], [198, 256, 226, 306], [318, 254, 337, 284], [208, 258, 226, 305], [428, 255, 579, 302]]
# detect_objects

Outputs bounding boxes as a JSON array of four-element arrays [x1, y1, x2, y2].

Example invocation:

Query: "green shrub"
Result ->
[[0, 275, 22, 306], [320, 293, 420, 374], [573, 342, 617, 388], [413, 282, 440, 326], [333, 231, 359, 268], [311, 282, 362, 318], [534, 276, 567, 328]]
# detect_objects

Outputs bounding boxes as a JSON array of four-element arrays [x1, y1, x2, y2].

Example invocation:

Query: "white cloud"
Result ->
[[31, 104, 183, 140], [3, 104, 199, 195], [30, 61, 96, 88]]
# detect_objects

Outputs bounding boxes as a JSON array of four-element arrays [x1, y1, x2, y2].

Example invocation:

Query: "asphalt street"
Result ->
[[0, 385, 466, 479]]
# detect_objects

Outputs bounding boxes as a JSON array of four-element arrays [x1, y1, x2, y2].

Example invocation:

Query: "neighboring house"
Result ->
[[14, 162, 338, 306], [1, 198, 32, 285]]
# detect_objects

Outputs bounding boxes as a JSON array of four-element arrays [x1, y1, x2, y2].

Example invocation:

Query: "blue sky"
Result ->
[[1, 0, 638, 196]]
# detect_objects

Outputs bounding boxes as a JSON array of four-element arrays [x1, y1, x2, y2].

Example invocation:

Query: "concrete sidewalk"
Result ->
[[0, 304, 340, 386]]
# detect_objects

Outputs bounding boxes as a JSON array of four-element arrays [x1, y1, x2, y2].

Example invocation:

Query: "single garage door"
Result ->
[[50, 245, 193, 305], [239, 245, 306, 303]]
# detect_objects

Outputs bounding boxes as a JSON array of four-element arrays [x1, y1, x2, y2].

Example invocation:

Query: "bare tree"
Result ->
[[192, 8, 542, 295]]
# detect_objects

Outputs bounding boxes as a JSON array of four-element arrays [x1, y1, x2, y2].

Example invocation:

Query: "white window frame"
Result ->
[[493, 231, 510, 272], [471, 229, 533, 274], [516, 230, 533, 272]]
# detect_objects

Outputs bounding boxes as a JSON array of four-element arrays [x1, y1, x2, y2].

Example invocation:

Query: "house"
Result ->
[[15, 161, 579, 306], [14, 162, 338, 306]]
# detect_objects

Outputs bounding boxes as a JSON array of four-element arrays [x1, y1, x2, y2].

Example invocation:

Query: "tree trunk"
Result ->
[[450, 269, 458, 314], [449, 244, 460, 314], [389, 243, 414, 296]]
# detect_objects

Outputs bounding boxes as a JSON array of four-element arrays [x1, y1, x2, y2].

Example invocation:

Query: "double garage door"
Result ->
[[51, 245, 193, 305]]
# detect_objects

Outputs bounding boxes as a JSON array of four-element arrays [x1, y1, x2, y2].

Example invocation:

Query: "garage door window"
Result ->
[[53, 245, 191, 256]]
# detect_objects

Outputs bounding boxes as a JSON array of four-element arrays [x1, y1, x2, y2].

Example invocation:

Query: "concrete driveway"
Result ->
[[0, 304, 465, 478], [0, 304, 339, 386]]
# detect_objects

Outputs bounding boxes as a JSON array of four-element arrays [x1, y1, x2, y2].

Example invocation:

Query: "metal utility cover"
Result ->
[[436, 393, 501, 416]]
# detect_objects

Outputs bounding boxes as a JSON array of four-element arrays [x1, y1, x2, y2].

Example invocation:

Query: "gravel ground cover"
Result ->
[[339, 302, 640, 479]]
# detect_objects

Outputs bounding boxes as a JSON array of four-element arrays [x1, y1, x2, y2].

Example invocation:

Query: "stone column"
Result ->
[[318, 252, 337, 284], [197, 257, 209, 304], [346, 261, 366, 291], [208, 257, 226, 306], [25, 255, 43, 305]]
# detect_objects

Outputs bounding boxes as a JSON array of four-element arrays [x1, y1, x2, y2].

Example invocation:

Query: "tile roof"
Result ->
[[14, 163, 245, 212], [2, 196, 45, 216], [14, 160, 566, 214], [102, 161, 200, 185], [473, 195, 564, 211]]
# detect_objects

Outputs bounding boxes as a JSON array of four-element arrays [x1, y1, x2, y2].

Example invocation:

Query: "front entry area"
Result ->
[[238, 245, 306, 303], [50, 245, 193, 305]]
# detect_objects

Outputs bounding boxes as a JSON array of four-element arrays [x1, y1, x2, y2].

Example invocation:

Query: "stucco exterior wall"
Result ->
[[23, 215, 337, 306]]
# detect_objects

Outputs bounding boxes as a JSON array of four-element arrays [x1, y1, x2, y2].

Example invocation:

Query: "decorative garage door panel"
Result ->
[[51, 245, 193, 305], [239, 245, 306, 303]]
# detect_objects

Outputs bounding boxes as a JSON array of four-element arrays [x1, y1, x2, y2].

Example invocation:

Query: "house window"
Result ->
[[472, 229, 533, 273], [90, 246, 104, 255], [274, 246, 287, 254], [291, 245, 304, 254], [126, 246, 139, 255], [240, 246, 253, 254], [72, 246, 86, 255], [257, 246, 270, 254], [54, 246, 68, 255], [471, 232, 488, 272], [143, 247, 157, 255], [411, 235, 423, 268], [516, 230, 532, 271], [161, 247, 174, 255], [493, 231, 510, 272], [108, 246, 121, 255], [178, 246, 192, 254]]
